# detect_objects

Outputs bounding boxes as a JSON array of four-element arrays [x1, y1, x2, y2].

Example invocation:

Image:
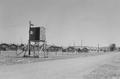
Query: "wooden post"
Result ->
[[43, 41, 48, 58], [28, 21, 31, 56]]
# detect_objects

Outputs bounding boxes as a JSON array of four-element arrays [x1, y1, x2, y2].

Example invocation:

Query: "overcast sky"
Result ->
[[0, 0, 120, 47]]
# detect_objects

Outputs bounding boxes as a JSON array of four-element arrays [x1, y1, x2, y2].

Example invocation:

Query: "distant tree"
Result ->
[[109, 43, 116, 51]]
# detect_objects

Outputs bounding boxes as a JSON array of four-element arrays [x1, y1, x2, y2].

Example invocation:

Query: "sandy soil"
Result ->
[[0, 51, 111, 65], [0, 52, 119, 79], [83, 52, 120, 79]]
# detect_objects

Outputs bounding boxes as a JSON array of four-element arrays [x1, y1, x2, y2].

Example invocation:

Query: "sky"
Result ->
[[0, 0, 120, 47]]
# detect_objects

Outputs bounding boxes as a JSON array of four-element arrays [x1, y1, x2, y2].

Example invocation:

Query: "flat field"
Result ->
[[0, 51, 110, 65], [0, 51, 119, 79]]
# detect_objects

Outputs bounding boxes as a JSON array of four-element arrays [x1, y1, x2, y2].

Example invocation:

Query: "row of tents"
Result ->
[[0, 43, 111, 53], [46, 46, 89, 53], [0, 43, 88, 52], [0, 43, 18, 51]]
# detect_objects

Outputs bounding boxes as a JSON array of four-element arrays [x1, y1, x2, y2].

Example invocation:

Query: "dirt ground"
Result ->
[[83, 52, 120, 79], [0, 51, 110, 65], [0, 51, 119, 79]]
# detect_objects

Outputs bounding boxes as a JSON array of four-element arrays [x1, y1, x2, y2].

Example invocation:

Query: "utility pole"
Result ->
[[73, 42, 75, 47], [98, 43, 99, 53], [81, 40, 83, 48]]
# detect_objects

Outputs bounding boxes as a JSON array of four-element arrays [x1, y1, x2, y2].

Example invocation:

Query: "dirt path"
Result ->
[[0, 52, 119, 79]]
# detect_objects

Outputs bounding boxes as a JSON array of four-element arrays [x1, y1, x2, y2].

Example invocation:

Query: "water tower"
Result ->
[[23, 21, 47, 58]]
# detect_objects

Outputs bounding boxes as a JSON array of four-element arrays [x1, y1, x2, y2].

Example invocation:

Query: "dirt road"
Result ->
[[0, 52, 119, 79]]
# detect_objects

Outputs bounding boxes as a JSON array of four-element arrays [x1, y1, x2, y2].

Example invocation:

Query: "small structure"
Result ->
[[47, 45, 63, 52], [66, 46, 75, 52], [0, 43, 9, 51], [9, 44, 18, 51]]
